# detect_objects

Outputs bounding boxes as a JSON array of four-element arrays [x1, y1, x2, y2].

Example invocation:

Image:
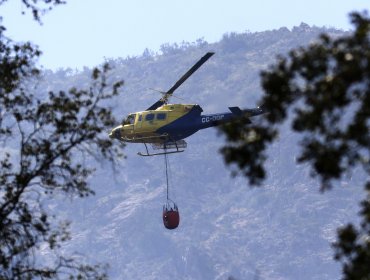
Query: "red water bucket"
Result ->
[[163, 203, 180, 230]]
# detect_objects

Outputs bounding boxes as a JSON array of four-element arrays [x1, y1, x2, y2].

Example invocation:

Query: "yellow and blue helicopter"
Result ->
[[109, 52, 266, 156]]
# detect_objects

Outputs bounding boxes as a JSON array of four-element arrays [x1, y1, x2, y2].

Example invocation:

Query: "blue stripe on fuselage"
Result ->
[[156, 107, 235, 141], [156, 106, 202, 141]]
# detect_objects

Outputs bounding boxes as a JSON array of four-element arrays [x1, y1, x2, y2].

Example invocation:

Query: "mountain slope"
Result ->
[[40, 24, 363, 280]]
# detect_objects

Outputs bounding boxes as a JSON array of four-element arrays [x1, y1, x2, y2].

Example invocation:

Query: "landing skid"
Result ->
[[138, 140, 187, 157], [138, 149, 185, 157], [121, 133, 169, 143]]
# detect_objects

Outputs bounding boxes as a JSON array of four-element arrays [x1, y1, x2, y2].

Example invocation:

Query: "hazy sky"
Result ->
[[1, 0, 369, 69]]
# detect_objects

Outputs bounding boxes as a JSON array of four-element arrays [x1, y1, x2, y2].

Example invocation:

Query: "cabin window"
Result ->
[[156, 113, 167, 120], [138, 114, 142, 121], [145, 114, 154, 121]]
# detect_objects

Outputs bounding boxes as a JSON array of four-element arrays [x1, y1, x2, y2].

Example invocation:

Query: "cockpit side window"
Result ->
[[122, 114, 136, 125]]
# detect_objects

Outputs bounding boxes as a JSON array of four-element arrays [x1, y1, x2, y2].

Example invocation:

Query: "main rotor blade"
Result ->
[[166, 52, 214, 95], [146, 52, 214, 111]]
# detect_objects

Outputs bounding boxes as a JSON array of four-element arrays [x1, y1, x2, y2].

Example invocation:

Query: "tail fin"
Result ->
[[229, 106, 252, 124], [229, 107, 243, 116]]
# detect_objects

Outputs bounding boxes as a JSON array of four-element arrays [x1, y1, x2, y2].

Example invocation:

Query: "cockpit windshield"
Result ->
[[122, 114, 136, 125]]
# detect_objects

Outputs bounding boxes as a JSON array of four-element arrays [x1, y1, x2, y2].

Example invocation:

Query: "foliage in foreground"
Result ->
[[221, 11, 370, 279], [0, 0, 125, 278]]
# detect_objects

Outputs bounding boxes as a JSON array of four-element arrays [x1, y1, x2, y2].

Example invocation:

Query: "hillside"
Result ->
[[37, 24, 364, 280]]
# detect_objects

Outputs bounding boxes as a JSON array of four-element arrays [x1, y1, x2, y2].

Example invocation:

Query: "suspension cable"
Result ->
[[164, 149, 169, 201]]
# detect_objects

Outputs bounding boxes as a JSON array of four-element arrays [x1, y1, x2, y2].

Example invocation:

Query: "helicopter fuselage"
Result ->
[[109, 103, 264, 144], [108, 52, 266, 155]]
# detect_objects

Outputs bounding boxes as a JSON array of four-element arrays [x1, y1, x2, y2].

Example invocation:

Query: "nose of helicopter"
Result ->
[[109, 126, 122, 140]]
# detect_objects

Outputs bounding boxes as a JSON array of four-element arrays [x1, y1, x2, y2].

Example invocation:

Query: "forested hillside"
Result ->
[[37, 24, 364, 279]]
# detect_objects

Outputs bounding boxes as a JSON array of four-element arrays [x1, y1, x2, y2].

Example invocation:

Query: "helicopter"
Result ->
[[109, 52, 266, 156]]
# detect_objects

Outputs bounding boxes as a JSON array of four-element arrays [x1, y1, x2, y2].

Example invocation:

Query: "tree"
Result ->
[[220, 12, 370, 279], [0, 1, 125, 279], [13, 0, 66, 21]]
